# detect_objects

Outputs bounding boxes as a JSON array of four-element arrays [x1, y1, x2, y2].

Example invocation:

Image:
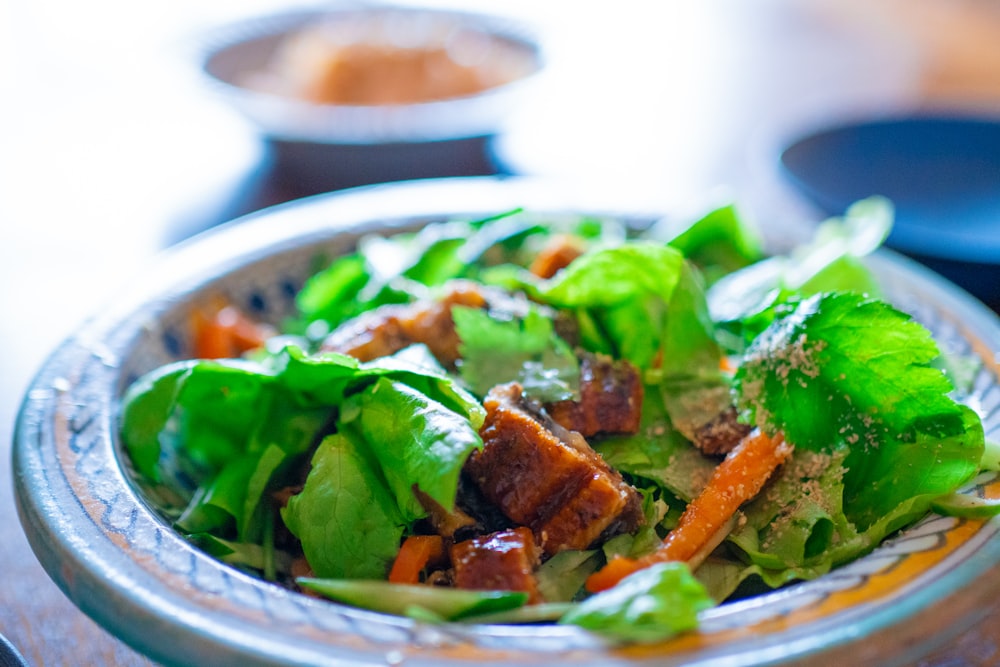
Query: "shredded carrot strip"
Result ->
[[388, 535, 445, 584], [586, 429, 792, 592]]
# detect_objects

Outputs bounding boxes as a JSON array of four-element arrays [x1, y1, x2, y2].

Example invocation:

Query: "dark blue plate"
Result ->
[[780, 115, 1000, 306], [0, 634, 27, 667]]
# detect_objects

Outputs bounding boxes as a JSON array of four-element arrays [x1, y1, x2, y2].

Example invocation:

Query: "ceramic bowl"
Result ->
[[13, 177, 1000, 666], [197, 5, 543, 192]]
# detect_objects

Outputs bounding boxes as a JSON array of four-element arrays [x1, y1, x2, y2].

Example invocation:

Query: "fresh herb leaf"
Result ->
[[453, 304, 580, 402]]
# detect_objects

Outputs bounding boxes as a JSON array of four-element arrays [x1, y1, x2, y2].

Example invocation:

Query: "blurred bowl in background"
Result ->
[[779, 113, 1000, 308], [198, 4, 543, 194]]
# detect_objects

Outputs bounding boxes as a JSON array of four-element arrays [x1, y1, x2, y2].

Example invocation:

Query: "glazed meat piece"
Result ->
[[320, 280, 547, 368], [692, 405, 753, 456], [320, 281, 490, 366], [450, 526, 542, 603], [466, 383, 644, 554], [319, 305, 412, 363], [544, 351, 643, 437]]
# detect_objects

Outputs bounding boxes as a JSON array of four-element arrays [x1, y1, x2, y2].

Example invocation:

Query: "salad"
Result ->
[[120, 198, 1000, 643]]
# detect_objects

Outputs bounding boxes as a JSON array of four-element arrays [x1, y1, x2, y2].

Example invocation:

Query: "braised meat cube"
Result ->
[[450, 527, 542, 603], [544, 351, 643, 437], [692, 405, 753, 456], [466, 383, 644, 554]]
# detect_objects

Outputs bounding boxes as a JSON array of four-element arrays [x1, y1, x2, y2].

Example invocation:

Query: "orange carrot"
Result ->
[[192, 310, 234, 360], [191, 300, 273, 360], [586, 429, 792, 592], [388, 535, 445, 584], [719, 355, 737, 373]]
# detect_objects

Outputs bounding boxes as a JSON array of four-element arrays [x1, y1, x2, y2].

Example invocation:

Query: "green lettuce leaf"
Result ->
[[595, 389, 716, 504], [191, 533, 295, 577], [694, 555, 810, 604], [735, 291, 984, 532], [559, 562, 714, 642], [294, 252, 373, 331], [654, 203, 765, 282], [535, 550, 601, 603], [282, 433, 405, 579], [542, 242, 684, 307], [120, 360, 199, 481], [340, 377, 484, 519], [726, 448, 854, 571], [120, 359, 278, 483], [708, 196, 892, 345], [121, 343, 484, 557], [293, 210, 542, 332], [271, 344, 485, 427], [537, 242, 722, 375]]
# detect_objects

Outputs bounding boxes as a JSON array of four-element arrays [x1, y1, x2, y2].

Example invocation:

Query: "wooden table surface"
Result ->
[[3, 1, 1000, 665]]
